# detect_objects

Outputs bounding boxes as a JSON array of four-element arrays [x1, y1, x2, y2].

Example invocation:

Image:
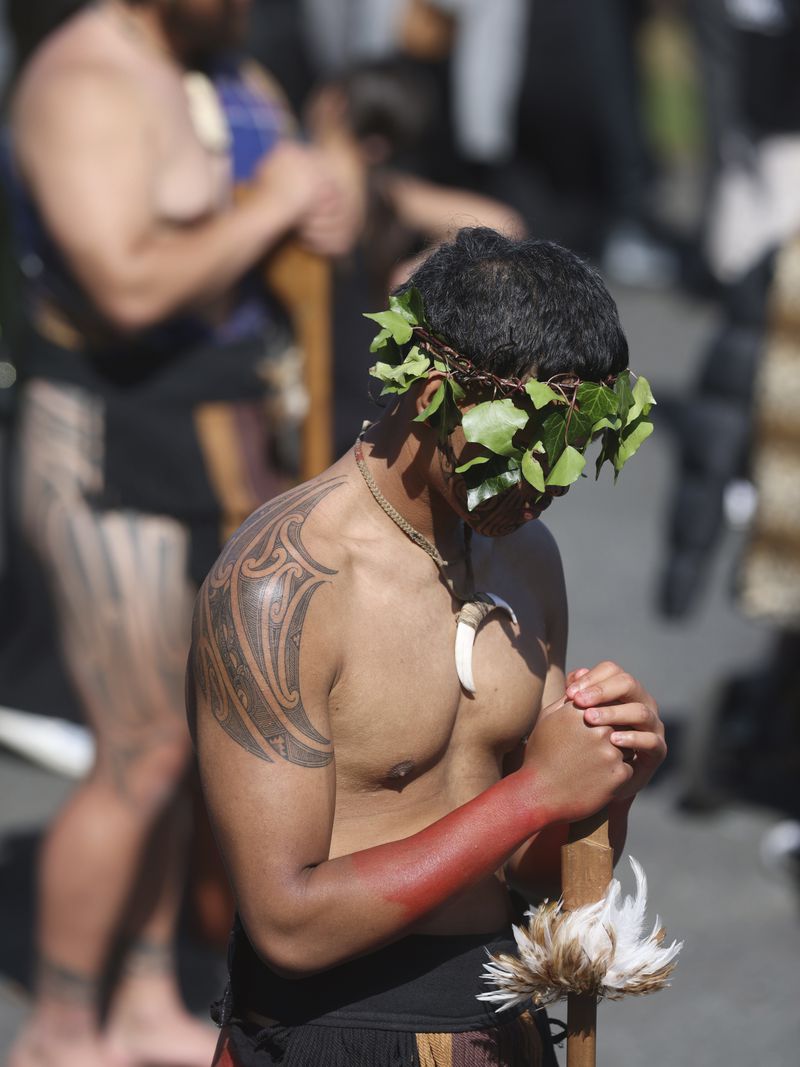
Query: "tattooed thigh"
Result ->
[[16, 382, 196, 799], [58, 509, 195, 793]]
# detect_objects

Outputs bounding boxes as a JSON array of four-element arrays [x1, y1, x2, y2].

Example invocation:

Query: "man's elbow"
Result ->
[[78, 255, 176, 333], [248, 926, 334, 980], [91, 282, 171, 335]]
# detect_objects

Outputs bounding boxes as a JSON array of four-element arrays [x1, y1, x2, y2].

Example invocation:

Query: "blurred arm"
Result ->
[[14, 67, 324, 332], [386, 171, 526, 242]]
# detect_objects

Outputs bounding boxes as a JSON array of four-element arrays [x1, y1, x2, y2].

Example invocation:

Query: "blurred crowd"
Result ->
[[0, 2, 797, 1066]]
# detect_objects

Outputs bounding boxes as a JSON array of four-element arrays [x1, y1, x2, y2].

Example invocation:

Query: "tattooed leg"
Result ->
[[106, 797, 217, 1067], [8, 959, 126, 1067], [12, 382, 203, 1067], [37, 958, 102, 1006]]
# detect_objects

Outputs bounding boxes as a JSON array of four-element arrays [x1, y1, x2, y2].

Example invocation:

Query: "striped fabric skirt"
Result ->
[[212, 1009, 552, 1066], [212, 926, 559, 1066]]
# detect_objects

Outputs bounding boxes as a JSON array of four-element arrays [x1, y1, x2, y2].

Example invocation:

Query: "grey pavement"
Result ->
[[2, 283, 800, 1065]]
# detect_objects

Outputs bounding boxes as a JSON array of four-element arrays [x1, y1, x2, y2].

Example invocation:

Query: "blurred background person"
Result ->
[[1, 1, 799, 1064], [656, 0, 800, 883], [301, 0, 530, 179], [1, 2, 349, 1066], [304, 58, 525, 453]]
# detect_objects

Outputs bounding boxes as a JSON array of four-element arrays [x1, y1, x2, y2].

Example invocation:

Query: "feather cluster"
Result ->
[[478, 858, 682, 1011]]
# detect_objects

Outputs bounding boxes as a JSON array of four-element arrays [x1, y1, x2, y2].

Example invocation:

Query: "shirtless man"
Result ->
[[188, 228, 667, 1066], [7, 3, 345, 1066]]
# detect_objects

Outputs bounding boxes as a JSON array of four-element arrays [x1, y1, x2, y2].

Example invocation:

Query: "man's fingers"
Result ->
[[609, 730, 666, 756], [582, 702, 656, 729], [570, 671, 653, 710], [565, 667, 590, 687], [565, 660, 624, 699]]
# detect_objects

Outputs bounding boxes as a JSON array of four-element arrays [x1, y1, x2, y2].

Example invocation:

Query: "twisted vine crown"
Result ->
[[365, 287, 655, 512]]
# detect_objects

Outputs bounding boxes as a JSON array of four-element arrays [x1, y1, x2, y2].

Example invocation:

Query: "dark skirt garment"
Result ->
[[211, 925, 559, 1066]]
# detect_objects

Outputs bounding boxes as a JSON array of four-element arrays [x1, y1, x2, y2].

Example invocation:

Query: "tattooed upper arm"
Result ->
[[188, 478, 345, 768]]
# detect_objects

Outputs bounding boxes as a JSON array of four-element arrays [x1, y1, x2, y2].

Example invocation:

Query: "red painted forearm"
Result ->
[[350, 767, 556, 919], [506, 795, 635, 897], [250, 766, 562, 975]]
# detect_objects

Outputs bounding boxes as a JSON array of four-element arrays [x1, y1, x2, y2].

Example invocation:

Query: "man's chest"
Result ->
[[150, 72, 232, 223], [328, 559, 549, 790]]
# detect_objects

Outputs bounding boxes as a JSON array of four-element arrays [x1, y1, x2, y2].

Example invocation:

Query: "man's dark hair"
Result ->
[[336, 60, 435, 160], [401, 228, 629, 383]]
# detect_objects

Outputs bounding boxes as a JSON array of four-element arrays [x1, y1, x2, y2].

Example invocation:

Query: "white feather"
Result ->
[[477, 857, 683, 1010]]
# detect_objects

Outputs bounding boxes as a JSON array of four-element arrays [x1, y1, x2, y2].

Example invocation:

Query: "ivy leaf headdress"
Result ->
[[365, 288, 655, 511]]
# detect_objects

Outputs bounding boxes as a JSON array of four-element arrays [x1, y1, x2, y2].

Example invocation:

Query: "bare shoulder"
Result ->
[[188, 475, 352, 766], [492, 519, 567, 622], [494, 518, 564, 578], [13, 15, 147, 140]]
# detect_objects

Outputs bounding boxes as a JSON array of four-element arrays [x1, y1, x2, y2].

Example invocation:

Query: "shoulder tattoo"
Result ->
[[191, 479, 345, 767]]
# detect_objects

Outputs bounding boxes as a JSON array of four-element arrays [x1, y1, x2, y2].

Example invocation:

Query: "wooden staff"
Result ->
[[561, 809, 613, 1067], [264, 240, 333, 480]]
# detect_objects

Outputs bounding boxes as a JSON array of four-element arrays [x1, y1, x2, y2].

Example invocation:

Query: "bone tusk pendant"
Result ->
[[454, 593, 517, 694]]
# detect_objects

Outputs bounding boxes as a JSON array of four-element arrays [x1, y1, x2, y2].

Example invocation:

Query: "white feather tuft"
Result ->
[[477, 857, 682, 1011]]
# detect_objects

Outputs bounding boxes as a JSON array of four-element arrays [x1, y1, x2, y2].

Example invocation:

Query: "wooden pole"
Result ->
[[561, 808, 613, 1067], [264, 241, 333, 480]]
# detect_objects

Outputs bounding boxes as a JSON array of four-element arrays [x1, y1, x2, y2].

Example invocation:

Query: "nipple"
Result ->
[[385, 760, 416, 789]]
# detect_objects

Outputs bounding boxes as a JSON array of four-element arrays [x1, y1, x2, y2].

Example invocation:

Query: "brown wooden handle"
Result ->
[[264, 241, 333, 480], [561, 809, 612, 1067]]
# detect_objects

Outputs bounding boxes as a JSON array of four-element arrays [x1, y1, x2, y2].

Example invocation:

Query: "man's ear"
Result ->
[[414, 371, 447, 421]]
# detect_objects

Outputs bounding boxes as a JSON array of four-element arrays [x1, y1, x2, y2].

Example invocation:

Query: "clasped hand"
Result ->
[[564, 661, 666, 800]]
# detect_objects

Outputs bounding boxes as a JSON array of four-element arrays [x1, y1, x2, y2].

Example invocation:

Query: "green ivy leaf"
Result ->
[[363, 309, 414, 345], [466, 467, 522, 511], [546, 445, 586, 487], [591, 414, 622, 433], [524, 380, 564, 409], [371, 347, 430, 394], [462, 398, 529, 456], [577, 382, 618, 424], [564, 405, 594, 446], [455, 454, 491, 474], [369, 327, 392, 353], [449, 378, 465, 402], [613, 371, 635, 428], [429, 361, 466, 402], [595, 427, 617, 478], [390, 287, 425, 325], [413, 382, 447, 422], [614, 415, 654, 472], [539, 409, 567, 466], [625, 375, 656, 426], [521, 450, 545, 491]]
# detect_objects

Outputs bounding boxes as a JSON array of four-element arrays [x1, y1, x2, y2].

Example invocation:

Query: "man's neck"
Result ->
[[362, 405, 464, 560]]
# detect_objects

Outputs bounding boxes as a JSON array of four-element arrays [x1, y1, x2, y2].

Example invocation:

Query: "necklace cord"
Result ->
[[353, 438, 472, 603]]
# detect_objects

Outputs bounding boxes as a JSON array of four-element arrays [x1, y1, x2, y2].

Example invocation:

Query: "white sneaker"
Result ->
[[760, 819, 800, 883], [0, 706, 94, 778]]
